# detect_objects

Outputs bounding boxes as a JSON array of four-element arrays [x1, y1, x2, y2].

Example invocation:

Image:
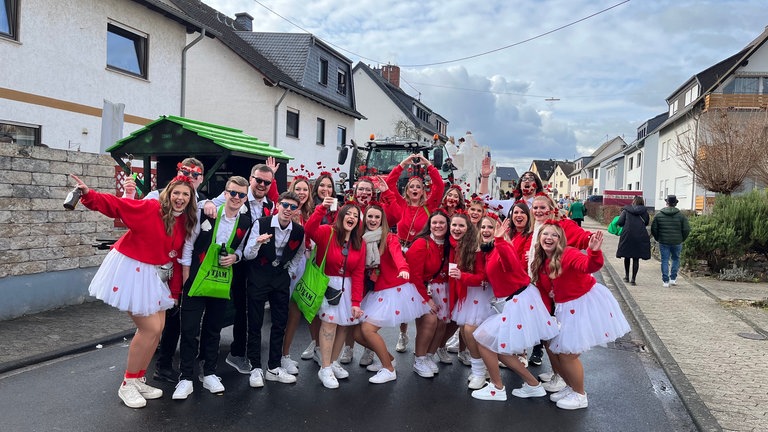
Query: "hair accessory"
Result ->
[[453, 208, 468, 216], [485, 212, 500, 222], [172, 175, 194, 185], [542, 219, 561, 226], [176, 162, 202, 174]]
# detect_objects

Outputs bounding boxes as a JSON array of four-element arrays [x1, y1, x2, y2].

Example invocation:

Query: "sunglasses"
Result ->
[[520, 176, 536, 181], [179, 169, 202, 179], [226, 190, 247, 199], [251, 176, 272, 186], [279, 202, 299, 211]]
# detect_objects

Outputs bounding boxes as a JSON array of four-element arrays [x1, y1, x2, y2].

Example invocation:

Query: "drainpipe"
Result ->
[[180, 29, 206, 117], [273, 88, 289, 148]]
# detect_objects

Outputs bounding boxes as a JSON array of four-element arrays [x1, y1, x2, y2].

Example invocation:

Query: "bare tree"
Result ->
[[393, 118, 419, 140], [677, 109, 768, 195]]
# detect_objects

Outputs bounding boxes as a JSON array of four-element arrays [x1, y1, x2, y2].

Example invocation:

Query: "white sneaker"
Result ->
[[395, 332, 409, 353], [135, 377, 162, 399], [281, 355, 299, 375], [670, 279, 677, 286], [542, 373, 567, 392], [468, 374, 487, 390], [435, 347, 453, 364], [318, 367, 339, 389], [200, 374, 225, 393], [425, 355, 440, 374], [550, 386, 573, 402], [511, 382, 547, 398], [457, 349, 471, 366], [369, 368, 397, 384], [359, 348, 375, 366], [249, 368, 264, 388], [413, 357, 435, 378], [338, 345, 354, 364], [367, 357, 396, 372], [331, 361, 349, 379], [471, 383, 507, 401], [171, 379, 194, 400], [119, 379, 147, 408], [539, 371, 555, 382], [556, 391, 588, 410], [266, 367, 297, 384], [301, 340, 316, 360], [662, 282, 670, 288]]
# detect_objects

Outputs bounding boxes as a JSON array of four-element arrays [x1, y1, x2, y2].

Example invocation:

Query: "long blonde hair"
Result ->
[[530, 223, 566, 285], [404, 177, 427, 206], [158, 178, 197, 237]]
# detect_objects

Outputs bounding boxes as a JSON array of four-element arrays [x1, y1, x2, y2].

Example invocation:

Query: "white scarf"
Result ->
[[527, 221, 542, 278], [362, 228, 382, 268]]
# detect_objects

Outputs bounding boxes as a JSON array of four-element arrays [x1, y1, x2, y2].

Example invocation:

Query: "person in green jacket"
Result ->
[[567, 198, 586, 226], [650, 195, 691, 288]]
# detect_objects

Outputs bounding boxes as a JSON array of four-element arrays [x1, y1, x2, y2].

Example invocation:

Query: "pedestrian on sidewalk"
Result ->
[[650, 195, 691, 288], [70, 173, 197, 409], [616, 196, 651, 285], [567, 198, 586, 227]]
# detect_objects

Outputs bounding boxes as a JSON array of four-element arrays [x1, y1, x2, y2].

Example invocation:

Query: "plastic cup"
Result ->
[[448, 263, 458, 272], [329, 198, 338, 212]]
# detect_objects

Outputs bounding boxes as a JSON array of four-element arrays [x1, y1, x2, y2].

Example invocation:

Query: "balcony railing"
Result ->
[[704, 94, 768, 111]]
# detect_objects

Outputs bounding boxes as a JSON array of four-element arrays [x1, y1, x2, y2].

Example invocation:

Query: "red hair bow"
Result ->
[[172, 175, 194, 185]]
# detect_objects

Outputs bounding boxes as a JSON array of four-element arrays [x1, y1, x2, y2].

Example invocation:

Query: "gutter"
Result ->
[[180, 29, 206, 117], [273, 87, 289, 149]]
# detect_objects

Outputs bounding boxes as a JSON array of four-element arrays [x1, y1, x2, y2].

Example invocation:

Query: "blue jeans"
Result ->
[[659, 243, 682, 283]]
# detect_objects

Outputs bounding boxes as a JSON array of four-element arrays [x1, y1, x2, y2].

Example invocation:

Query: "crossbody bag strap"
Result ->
[[212, 205, 239, 253], [318, 228, 334, 272]]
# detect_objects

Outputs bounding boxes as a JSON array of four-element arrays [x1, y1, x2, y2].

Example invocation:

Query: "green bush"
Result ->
[[683, 190, 768, 271]]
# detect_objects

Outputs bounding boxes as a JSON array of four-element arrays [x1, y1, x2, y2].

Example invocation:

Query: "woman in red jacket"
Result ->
[[531, 224, 630, 410], [355, 204, 429, 384], [439, 184, 466, 217], [471, 218, 558, 402], [405, 210, 449, 378], [305, 199, 366, 389], [70, 174, 196, 409]]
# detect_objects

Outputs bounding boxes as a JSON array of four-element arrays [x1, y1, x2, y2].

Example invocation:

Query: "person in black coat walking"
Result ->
[[616, 196, 651, 285]]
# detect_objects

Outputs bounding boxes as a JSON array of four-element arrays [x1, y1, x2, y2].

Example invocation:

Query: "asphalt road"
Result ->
[[0, 275, 696, 432]]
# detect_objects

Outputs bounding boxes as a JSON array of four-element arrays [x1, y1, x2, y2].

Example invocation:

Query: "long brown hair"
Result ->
[[451, 213, 478, 272], [530, 223, 566, 285], [158, 178, 197, 238], [288, 178, 313, 222], [312, 173, 336, 203], [508, 201, 531, 238], [364, 204, 389, 256], [333, 204, 363, 250]]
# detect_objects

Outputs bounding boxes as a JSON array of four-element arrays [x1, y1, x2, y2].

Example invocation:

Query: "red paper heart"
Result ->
[[517, 324, 522, 330], [529, 305, 534, 310], [500, 343, 506, 348], [350, 318, 355, 322], [501, 317, 507, 322], [378, 298, 383, 302], [135, 267, 140, 272], [321, 313, 326, 317], [605, 332, 609, 337], [329, 315, 334, 321], [570, 309, 575, 314], [490, 391, 496, 396], [395, 310, 400, 315], [547, 320, 551, 325], [112, 286, 118, 292], [512, 298, 518, 303], [436, 288, 440, 294], [288, 239, 301, 250], [473, 300, 479, 304], [442, 298, 448, 303], [397, 287, 402, 292]]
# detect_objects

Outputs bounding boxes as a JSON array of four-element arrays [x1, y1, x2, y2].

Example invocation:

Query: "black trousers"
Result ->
[[229, 262, 248, 357], [178, 291, 229, 380], [155, 304, 180, 369], [246, 267, 290, 371]]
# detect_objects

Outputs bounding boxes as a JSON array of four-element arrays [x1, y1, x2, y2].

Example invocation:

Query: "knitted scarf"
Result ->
[[362, 228, 382, 268]]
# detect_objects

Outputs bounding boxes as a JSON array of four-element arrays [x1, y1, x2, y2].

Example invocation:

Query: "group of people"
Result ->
[[73, 154, 631, 411]]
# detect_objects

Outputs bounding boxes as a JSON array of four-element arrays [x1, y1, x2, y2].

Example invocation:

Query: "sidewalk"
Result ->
[[581, 217, 768, 432], [0, 218, 766, 431]]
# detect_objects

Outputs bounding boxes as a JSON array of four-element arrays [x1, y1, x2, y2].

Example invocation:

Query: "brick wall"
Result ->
[[0, 143, 125, 279]]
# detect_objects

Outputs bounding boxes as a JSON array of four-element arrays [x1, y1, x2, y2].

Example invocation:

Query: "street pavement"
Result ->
[[0, 216, 765, 431]]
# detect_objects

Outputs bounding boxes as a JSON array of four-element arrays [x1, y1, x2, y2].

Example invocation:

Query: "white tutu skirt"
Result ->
[[318, 276, 359, 326], [88, 250, 175, 317], [429, 282, 451, 322], [548, 283, 631, 354], [361, 282, 430, 328], [453, 284, 494, 326], [473, 285, 559, 355], [288, 255, 308, 296]]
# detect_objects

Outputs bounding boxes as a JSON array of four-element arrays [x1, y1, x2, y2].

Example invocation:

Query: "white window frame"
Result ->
[[106, 21, 149, 79]]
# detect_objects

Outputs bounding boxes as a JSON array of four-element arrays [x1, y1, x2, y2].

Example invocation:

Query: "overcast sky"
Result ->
[[204, 0, 768, 174]]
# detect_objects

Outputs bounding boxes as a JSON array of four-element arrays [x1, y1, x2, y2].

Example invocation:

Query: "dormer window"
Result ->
[[684, 84, 699, 106], [669, 100, 679, 116]]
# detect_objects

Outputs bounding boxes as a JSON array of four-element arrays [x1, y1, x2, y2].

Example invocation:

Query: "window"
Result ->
[[1, 0, 19, 40], [627, 184, 632, 190], [415, 106, 430, 123], [684, 84, 699, 106], [628, 157, 634, 170], [669, 100, 678, 116], [336, 126, 346, 150], [337, 69, 347, 95], [637, 152, 642, 167], [0, 121, 41, 146], [286, 109, 299, 138], [635, 182, 640, 190], [319, 59, 328, 86], [436, 119, 446, 135], [723, 77, 760, 94], [107, 23, 148, 78], [316, 118, 325, 146]]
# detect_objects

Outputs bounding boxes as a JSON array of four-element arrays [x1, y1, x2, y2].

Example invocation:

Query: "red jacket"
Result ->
[[510, 231, 532, 269], [484, 237, 531, 298], [405, 236, 448, 301], [373, 233, 410, 291], [561, 218, 592, 249], [81, 190, 188, 298], [305, 205, 365, 306], [384, 164, 445, 245], [536, 247, 603, 304]]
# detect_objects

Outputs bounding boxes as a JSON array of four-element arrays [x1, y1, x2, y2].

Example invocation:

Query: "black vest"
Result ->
[[183, 207, 252, 291], [247, 216, 304, 273]]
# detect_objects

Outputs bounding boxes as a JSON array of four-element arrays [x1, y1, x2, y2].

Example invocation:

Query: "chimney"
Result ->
[[235, 12, 253, 31], [382, 64, 400, 88]]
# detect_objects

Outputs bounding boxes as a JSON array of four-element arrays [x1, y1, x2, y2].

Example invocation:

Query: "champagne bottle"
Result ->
[[63, 187, 82, 210], [219, 242, 228, 257]]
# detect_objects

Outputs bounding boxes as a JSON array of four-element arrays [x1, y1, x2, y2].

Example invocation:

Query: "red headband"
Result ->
[[172, 175, 194, 185], [176, 163, 202, 174]]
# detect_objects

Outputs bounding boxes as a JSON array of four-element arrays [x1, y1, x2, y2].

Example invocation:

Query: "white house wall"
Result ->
[[0, 0, 189, 153], [656, 120, 701, 210], [625, 149, 643, 191], [642, 133, 660, 209], [183, 35, 355, 172], [353, 69, 410, 142]]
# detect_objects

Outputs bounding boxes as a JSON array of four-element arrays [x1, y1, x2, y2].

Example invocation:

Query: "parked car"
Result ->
[[587, 195, 603, 203]]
